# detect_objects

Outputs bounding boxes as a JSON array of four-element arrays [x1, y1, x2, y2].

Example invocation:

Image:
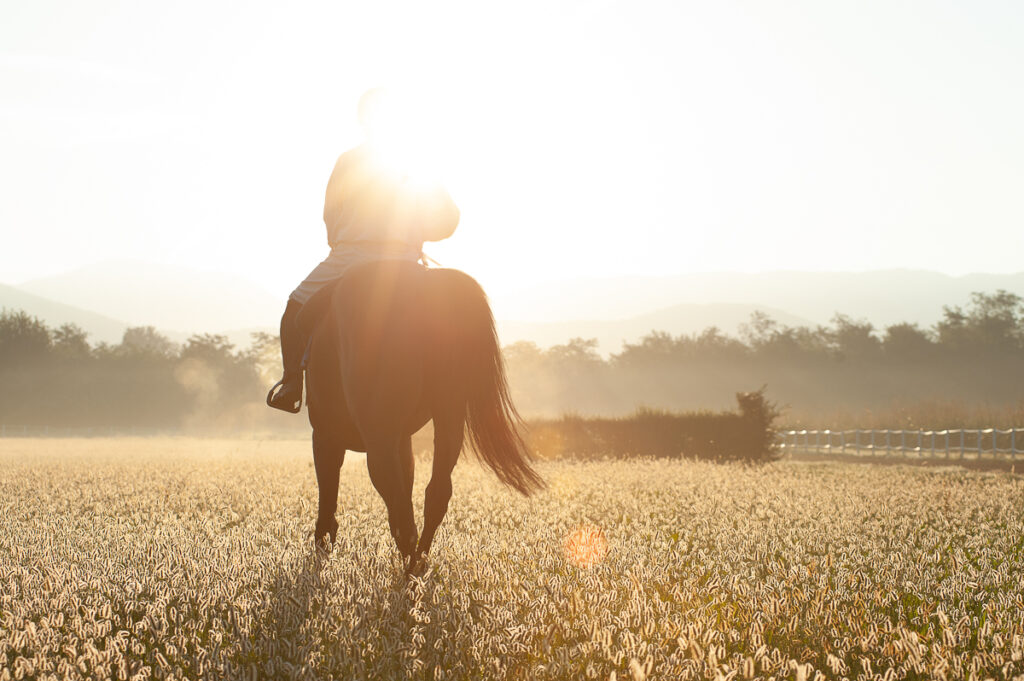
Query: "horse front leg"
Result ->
[[312, 428, 345, 552]]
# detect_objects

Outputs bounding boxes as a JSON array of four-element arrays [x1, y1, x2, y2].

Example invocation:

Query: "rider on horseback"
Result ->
[[267, 89, 460, 412]]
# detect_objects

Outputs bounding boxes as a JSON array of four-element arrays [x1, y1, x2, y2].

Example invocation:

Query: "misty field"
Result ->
[[1, 440, 1023, 680]]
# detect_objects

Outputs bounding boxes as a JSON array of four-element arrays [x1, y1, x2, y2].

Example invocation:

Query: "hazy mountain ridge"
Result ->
[[492, 270, 1024, 329], [0, 283, 128, 344], [18, 261, 283, 336]]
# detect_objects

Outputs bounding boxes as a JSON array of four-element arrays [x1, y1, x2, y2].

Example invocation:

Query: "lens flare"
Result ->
[[563, 524, 608, 569]]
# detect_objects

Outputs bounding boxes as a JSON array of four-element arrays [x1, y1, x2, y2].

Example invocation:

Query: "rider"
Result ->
[[267, 88, 460, 412]]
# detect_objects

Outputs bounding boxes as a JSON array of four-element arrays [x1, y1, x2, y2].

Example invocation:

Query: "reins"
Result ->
[[420, 251, 443, 268]]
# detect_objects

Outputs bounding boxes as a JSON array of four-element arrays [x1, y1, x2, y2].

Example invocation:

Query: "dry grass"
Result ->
[[1, 438, 1023, 680]]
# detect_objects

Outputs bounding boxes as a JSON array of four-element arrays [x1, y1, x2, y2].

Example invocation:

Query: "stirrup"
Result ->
[[266, 379, 303, 414]]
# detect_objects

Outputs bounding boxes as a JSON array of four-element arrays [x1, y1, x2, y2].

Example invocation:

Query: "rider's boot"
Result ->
[[267, 299, 305, 413]]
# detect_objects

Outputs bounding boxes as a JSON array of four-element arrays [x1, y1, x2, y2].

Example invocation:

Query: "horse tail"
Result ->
[[464, 305, 545, 496], [434, 270, 545, 496]]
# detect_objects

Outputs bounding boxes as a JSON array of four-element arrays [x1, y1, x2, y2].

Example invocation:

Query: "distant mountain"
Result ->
[[0, 279, 281, 351], [0, 283, 128, 344], [499, 303, 812, 353], [18, 260, 284, 336], [491, 270, 1024, 329]]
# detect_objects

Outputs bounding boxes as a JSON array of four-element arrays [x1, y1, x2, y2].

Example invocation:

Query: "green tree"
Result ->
[[181, 334, 235, 364], [829, 314, 881, 360], [614, 331, 679, 368], [180, 334, 261, 409], [738, 311, 779, 349], [882, 322, 934, 359], [242, 331, 280, 384], [935, 290, 1023, 352], [546, 337, 602, 367], [52, 323, 91, 359], [121, 326, 177, 358], [0, 310, 51, 366]]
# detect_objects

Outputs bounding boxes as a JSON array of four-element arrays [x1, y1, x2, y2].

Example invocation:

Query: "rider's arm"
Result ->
[[419, 184, 460, 242], [323, 153, 351, 228]]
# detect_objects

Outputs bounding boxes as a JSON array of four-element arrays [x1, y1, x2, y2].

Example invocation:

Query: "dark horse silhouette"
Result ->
[[299, 260, 544, 573]]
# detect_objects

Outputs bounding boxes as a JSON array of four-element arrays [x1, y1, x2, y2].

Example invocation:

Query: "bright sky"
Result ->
[[2, 0, 1023, 301]]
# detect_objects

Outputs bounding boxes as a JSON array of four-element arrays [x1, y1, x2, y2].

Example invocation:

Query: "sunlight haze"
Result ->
[[2, 0, 1023, 307]]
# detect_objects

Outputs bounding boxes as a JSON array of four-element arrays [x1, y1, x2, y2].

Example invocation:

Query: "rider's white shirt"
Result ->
[[289, 144, 459, 304]]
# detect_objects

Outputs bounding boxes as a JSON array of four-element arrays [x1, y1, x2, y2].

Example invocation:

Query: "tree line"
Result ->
[[1, 289, 1022, 429], [502, 290, 1024, 426], [0, 312, 275, 428]]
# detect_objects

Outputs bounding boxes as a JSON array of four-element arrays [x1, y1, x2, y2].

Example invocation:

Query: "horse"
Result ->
[[298, 260, 544, 574]]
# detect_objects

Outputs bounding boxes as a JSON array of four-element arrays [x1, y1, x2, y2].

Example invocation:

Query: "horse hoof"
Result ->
[[314, 529, 336, 554], [315, 518, 338, 554], [405, 553, 429, 578], [314, 537, 332, 555]]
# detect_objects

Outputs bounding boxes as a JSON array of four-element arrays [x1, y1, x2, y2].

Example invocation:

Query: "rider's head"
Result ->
[[358, 88, 393, 142]]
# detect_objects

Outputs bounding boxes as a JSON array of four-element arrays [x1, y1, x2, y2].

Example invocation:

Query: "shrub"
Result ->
[[527, 388, 780, 463]]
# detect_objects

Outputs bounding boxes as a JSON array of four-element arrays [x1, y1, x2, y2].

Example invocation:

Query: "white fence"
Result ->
[[780, 428, 1022, 460]]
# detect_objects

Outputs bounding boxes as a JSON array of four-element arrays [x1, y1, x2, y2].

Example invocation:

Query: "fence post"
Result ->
[[840, 430, 845, 451], [930, 431, 935, 457], [1012, 429, 1017, 462], [960, 430, 965, 459], [885, 430, 891, 454], [945, 430, 950, 459], [978, 429, 983, 457], [870, 430, 876, 456]]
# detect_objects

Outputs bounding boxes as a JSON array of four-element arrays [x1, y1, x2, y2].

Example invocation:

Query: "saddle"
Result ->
[[295, 260, 429, 370], [297, 259, 429, 338]]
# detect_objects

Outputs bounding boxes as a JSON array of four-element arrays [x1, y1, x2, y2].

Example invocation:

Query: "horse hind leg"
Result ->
[[400, 435, 414, 500], [411, 406, 465, 573], [366, 436, 418, 560], [313, 429, 345, 551]]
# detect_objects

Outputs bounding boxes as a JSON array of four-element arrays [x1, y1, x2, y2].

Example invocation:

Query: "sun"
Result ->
[[358, 87, 448, 189]]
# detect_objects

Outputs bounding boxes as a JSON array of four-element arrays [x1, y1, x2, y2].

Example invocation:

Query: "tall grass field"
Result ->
[[2, 438, 1023, 680]]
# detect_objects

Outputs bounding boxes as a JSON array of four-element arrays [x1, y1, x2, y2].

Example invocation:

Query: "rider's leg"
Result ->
[[268, 298, 304, 411]]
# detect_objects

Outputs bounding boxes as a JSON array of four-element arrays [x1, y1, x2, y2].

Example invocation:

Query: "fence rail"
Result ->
[[780, 428, 1021, 460]]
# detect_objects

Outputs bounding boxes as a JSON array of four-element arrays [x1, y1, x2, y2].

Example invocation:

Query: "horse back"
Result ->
[[308, 261, 493, 442]]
